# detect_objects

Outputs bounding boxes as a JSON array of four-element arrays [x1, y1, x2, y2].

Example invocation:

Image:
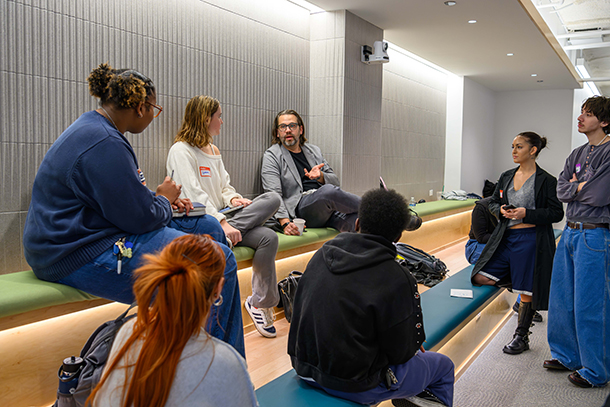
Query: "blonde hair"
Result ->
[[174, 95, 220, 148]]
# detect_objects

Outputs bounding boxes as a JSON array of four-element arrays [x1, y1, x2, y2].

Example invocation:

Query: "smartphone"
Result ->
[[503, 204, 516, 210]]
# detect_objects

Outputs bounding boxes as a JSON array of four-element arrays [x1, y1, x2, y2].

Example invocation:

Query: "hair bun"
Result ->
[[540, 136, 547, 150], [88, 63, 114, 99]]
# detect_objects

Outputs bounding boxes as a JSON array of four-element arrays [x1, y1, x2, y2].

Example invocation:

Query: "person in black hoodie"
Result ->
[[464, 180, 498, 264], [287, 188, 454, 407]]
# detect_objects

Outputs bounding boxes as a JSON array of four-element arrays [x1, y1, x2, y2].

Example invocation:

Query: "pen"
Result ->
[[170, 169, 174, 180]]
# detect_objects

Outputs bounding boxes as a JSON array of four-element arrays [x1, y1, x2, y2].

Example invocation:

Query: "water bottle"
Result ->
[[57, 356, 85, 396], [409, 197, 417, 207]]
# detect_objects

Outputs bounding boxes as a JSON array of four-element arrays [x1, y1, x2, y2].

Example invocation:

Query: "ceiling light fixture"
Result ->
[[288, 0, 325, 13], [531, 74, 538, 77], [576, 58, 601, 95], [507, 53, 514, 57], [444, 1, 457, 5], [468, 20, 477, 24]]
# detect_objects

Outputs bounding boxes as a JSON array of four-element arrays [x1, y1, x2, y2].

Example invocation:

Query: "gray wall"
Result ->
[[382, 47, 447, 201], [309, 10, 383, 197], [1, 0, 450, 275], [0, 0, 310, 275], [461, 77, 497, 195]]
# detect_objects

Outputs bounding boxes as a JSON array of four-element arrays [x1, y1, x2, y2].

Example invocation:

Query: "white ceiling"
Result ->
[[307, 0, 609, 95]]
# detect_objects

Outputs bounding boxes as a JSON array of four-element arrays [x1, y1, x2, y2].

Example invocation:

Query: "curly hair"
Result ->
[[87, 63, 155, 109], [272, 109, 307, 145], [358, 188, 411, 242], [174, 95, 220, 148], [582, 96, 610, 134]]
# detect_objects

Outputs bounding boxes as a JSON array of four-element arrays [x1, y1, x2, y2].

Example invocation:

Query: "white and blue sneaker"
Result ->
[[245, 296, 276, 338]]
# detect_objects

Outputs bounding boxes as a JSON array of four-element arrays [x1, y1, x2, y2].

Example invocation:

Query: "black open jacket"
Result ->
[[471, 164, 564, 310]]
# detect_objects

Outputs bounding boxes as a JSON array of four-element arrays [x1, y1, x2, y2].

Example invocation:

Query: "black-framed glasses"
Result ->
[[146, 101, 163, 118], [278, 123, 299, 132]]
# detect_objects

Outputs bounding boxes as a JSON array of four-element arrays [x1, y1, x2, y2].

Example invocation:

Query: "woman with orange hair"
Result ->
[[89, 234, 258, 407]]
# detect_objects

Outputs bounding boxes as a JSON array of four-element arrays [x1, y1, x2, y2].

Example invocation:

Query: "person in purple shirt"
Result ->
[[545, 96, 610, 388]]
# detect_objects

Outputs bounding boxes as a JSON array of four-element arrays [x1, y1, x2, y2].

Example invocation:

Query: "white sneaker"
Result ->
[[245, 296, 276, 338]]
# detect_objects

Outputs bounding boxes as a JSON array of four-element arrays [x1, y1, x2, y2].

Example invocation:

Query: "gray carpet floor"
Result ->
[[454, 311, 610, 407]]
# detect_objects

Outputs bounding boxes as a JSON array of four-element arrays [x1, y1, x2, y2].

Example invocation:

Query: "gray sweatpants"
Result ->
[[228, 192, 281, 308]]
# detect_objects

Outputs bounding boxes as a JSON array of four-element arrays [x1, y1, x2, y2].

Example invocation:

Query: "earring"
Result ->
[[138, 113, 142, 118], [213, 294, 223, 307]]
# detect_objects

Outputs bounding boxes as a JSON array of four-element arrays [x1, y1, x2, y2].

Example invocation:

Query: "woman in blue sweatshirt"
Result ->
[[22, 63, 245, 357]]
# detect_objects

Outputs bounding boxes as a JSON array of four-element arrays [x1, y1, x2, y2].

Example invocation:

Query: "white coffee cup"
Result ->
[[293, 218, 306, 235]]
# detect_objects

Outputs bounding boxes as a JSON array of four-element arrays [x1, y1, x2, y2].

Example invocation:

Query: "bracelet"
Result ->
[[281, 221, 291, 230]]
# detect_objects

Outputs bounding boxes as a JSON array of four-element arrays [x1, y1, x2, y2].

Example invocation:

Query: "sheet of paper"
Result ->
[[450, 289, 473, 299]]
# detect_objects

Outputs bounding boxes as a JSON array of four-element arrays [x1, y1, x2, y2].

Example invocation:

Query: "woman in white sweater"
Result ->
[[90, 234, 258, 407], [167, 95, 281, 338]]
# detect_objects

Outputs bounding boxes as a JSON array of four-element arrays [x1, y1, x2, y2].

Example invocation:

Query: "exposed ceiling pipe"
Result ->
[[564, 42, 610, 50], [535, 0, 565, 8], [580, 78, 610, 83], [556, 29, 610, 39]]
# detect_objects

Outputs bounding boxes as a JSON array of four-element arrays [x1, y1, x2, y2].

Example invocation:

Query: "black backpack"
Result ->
[[395, 243, 448, 287], [53, 304, 137, 407]]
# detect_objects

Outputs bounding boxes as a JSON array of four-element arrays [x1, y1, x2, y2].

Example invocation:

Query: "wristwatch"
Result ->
[[281, 221, 291, 230]]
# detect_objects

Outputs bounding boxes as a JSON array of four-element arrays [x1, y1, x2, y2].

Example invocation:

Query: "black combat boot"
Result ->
[[503, 301, 535, 355]]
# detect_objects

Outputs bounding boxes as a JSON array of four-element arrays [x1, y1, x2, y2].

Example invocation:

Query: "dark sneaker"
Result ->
[[392, 390, 447, 406], [543, 358, 569, 371], [568, 371, 594, 388]]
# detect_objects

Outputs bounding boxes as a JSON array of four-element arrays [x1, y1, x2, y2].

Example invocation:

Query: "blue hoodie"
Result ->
[[23, 111, 172, 281]]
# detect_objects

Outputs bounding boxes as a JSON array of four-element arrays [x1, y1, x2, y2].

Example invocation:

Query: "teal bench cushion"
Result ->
[[256, 370, 362, 407], [256, 228, 565, 405], [0, 271, 99, 319]]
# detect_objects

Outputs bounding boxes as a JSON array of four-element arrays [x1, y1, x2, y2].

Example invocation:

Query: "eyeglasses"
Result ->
[[278, 123, 299, 132], [146, 101, 163, 118]]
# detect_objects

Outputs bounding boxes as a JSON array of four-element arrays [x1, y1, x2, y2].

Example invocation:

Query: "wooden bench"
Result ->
[[0, 199, 476, 407]]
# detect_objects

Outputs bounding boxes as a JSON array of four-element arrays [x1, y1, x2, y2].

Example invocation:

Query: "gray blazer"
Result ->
[[261, 143, 340, 220]]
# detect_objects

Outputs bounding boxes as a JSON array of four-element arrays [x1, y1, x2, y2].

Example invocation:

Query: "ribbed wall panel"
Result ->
[[1, 0, 310, 274], [381, 47, 448, 202]]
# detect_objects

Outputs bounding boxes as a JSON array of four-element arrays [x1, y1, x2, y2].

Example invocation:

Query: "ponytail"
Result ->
[[87, 234, 225, 407]]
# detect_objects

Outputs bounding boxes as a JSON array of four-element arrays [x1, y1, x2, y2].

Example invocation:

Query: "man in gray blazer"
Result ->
[[261, 109, 360, 235]]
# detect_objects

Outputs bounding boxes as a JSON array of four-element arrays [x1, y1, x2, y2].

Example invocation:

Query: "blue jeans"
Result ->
[[296, 184, 360, 232], [464, 239, 485, 264], [306, 351, 454, 406], [58, 215, 245, 357], [548, 225, 610, 386]]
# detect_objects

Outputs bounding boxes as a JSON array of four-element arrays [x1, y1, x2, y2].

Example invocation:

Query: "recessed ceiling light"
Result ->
[[468, 20, 477, 24], [537, 80, 543, 83], [507, 53, 514, 57], [444, 1, 457, 5], [531, 74, 538, 77]]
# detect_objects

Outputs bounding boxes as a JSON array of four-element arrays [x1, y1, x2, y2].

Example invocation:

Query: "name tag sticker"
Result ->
[[199, 166, 211, 177], [575, 163, 581, 173]]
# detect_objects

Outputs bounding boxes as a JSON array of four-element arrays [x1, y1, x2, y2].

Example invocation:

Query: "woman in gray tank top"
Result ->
[[470, 132, 564, 355]]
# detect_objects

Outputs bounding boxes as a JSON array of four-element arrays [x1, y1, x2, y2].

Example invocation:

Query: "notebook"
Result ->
[[172, 202, 206, 218]]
